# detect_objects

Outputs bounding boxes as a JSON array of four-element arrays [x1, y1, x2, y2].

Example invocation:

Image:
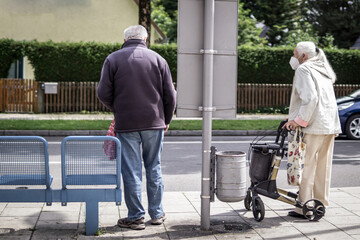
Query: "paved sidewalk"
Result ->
[[1, 188, 360, 239]]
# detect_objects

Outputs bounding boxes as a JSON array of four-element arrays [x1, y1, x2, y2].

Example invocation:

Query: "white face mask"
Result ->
[[289, 56, 300, 70]]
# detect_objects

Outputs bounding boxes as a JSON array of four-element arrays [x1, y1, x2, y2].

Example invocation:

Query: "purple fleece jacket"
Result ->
[[97, 39, 176, 133]]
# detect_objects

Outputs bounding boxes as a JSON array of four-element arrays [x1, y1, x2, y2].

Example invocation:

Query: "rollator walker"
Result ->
[[244, 120, 325, 221]]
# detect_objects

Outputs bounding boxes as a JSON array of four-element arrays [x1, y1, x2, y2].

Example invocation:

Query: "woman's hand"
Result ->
[[283, 120, 300, 131]]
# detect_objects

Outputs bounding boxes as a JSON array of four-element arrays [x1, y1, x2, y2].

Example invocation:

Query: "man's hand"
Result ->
[[283, 120, 300, 131], [165, 124, 169, 132]]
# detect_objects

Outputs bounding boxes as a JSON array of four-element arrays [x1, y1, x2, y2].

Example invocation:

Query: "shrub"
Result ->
[[0, 39, 359, 84], [0, 39, 24, 78]]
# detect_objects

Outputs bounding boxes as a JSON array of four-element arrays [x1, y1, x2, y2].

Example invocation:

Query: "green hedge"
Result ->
[[0, 39, 24, 78], [237, 46, 360, 84], [1, 39, 359, 84], [24, 40, 122, 82], [237, 46, 294, 84]]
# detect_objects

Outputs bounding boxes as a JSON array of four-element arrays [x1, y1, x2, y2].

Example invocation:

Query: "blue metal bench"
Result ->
[[0, 136, 122, 236]]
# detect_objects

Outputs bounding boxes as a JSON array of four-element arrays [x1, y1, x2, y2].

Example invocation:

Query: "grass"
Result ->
[[0, 119, 283, 131]]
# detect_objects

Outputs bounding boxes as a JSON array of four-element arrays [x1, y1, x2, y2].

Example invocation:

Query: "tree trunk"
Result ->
[[139, 0, 151, 47]]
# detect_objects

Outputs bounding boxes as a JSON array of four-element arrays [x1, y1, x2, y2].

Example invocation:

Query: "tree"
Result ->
[[280, 22, 335, 48], [238, 2, 267, 46], [305, 0, 360, 49], [151, 0, 177, 43], [139, 0, 151, 47], [243, 0, 303, 46]]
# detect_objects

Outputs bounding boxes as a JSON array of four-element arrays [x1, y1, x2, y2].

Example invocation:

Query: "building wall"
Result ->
[[0, 0, 163, 78]]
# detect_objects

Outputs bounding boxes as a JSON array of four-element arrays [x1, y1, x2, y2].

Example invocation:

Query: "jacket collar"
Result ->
[[122, 39, 147, 49]]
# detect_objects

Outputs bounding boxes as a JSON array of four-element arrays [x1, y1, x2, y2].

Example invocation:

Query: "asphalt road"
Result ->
[[44, 135, 360, 192]]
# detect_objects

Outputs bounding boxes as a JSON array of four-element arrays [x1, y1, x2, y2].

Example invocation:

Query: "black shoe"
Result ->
[[288, 211, 307, 219]]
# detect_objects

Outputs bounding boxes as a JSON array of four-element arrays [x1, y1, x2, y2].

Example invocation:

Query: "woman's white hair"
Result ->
[[296, 41, 337, 82], [124, 25, 148, 41]]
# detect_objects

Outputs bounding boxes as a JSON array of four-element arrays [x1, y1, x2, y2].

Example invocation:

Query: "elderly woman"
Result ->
[[284, 41, 342, 219]]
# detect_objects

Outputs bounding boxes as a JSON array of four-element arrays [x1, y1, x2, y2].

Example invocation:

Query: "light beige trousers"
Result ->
[[295, 134, 336, 214]]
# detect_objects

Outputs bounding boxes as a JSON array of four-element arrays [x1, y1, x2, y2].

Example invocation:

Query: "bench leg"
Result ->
[[85, 200, 99, 236]]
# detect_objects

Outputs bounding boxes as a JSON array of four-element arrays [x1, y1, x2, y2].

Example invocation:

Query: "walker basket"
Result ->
[[249, 147, 273, 184]]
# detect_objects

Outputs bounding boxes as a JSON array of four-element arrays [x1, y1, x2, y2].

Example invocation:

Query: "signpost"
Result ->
[[177, 0, 238, 230]]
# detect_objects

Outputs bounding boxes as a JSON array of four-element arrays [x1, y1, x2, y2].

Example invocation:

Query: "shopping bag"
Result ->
[[287, 127, 306, 186], [103, 119, 116, 160]]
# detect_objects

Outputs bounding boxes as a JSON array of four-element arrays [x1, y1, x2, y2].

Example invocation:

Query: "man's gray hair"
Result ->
[[124, 25, 148, 41]]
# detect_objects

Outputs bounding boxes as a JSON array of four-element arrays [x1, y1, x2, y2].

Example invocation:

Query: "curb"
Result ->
[[1, 130, 278, 136]]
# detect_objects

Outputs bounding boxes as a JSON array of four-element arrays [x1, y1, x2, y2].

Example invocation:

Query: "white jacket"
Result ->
[[288, 59, 342, 135]]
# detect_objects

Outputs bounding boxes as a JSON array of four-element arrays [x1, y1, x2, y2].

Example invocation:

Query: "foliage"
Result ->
[[242, 0, 303, 46], [237, 45, 360, 84], [0, 39, 24, 77], [280, 22, 336, 48], [1, 39, 359, 84], [151, 0, 177, 43], [304, 0, 360, 49], [24, 40, 122, 82], [150, 44, 177, 81], [238, 106, 289, 114], [23, 40, 177, 82], [237, 46, 294, 83], [238, 2, 267, 46]]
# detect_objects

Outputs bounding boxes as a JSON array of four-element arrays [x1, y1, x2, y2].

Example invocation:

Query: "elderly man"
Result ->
[[284, 41, 341, 219], [97, 25, 176, 230]]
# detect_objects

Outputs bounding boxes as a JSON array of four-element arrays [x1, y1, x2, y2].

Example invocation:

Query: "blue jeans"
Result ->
[[117, 130, 164, 221]]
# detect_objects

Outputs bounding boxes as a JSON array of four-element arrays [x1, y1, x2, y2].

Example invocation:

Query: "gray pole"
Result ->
[[201, 0, 215, 230]]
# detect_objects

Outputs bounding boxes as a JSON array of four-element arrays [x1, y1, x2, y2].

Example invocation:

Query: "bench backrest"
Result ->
[[0, 136, 52, 188], [61, 136, 121, 189]]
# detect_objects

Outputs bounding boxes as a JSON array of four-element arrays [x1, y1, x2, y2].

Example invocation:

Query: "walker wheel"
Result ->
[[252, 196, 265, 222], [302, 199, 325, 221], [244, 190, 252, 211]]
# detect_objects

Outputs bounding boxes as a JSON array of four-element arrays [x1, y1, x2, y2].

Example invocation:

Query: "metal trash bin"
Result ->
[[216, 151, 247, 202]]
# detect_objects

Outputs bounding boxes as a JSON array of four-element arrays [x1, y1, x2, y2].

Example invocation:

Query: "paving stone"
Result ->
[[0, 203, 6, 214], [0, 216, 38, 230], [36, 220, 84, 230], [210, 208, 239, 216], [163, 202, 197, 213], [1, 207, 42, 217], [214, 232, 262, 240], [342, 203, 360, 212], [324, 206, 353, 216], [325, 215, 360, 225], [331, 196, 360, 204], [99, 206, 120, 216], [0, 229, 32, 240], [337, 223, 360, 235], [40, 211, 81, 222], [6, 203, 44, 208], [164, 212, 201, 231], [120, 224, 167, 240], [42, 202, 82, 212], [31, 229, 81, 240], [290, 220, 352, 240], [167, 229, 216, 240], [99, 214, 118, 227], [252, 226, 308, 239]]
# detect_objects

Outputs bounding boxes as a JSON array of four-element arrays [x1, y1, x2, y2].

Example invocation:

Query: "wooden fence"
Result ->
[[1, 79, 359, 113], [0, 79, 38, 113], [237, 83, 360, 111], [44, 82, 108, 113]]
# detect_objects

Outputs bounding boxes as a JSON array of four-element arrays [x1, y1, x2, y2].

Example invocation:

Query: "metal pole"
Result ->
[[201, 0, 215, 230]]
